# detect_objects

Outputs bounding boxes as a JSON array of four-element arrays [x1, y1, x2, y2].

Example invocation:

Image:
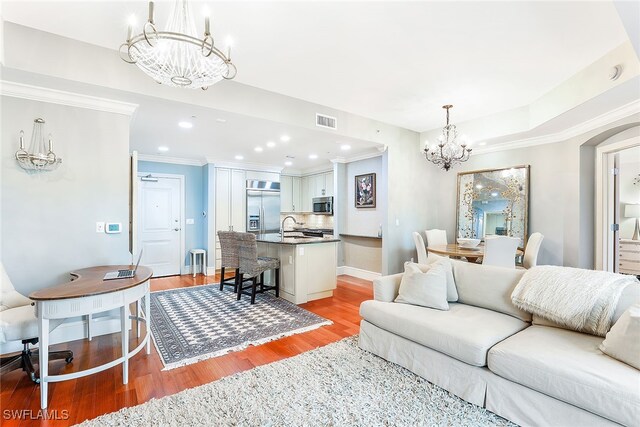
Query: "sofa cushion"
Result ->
[[395, 262, 449, 310], [360, 300, 529, 366], [451, 260, 531, 322], [488, 325, 640, 426]]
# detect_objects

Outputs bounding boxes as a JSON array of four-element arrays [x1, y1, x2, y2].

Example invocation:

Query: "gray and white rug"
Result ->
[[77, 337, 514, 426], [149, 284, 332, 369]]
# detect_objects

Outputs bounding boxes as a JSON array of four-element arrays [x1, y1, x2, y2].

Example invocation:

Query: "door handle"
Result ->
[[174, 228, 180, 231]]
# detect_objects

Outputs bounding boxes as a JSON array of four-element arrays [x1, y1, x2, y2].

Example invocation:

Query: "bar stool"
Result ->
[[235, 232, 280, 304], [217, 231, 243, 292], [189, 249, 207, 277]]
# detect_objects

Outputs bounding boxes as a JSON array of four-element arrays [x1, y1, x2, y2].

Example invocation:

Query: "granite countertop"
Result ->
[[256, 233, 340, 245]]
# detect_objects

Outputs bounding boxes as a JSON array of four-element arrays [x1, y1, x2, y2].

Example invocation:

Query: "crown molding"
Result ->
[[205, 159, 283, 173], [334, 150, 384, 164], [137, 154, 206, 166], [0, 80, 139, 116], [474, 99, 640, 155]]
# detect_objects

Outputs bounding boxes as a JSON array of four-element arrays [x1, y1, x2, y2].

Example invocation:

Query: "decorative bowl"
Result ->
[[457, 238, 481, 248]]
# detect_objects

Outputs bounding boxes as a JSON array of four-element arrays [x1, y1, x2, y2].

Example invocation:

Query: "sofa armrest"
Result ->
[[373, 273, 403, 302], [0, 289, 33, 312]]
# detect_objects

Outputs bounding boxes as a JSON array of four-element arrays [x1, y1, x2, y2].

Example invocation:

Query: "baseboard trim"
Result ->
[[337, 266, 381, 281]]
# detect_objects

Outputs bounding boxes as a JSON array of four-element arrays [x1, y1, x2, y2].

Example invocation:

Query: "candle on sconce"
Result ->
[[127, 24, 133, 41], [205, 16, 210, 35], [225, 36, 232, 60], [48, 134, 53, 152], [19, 130, 25, 150]]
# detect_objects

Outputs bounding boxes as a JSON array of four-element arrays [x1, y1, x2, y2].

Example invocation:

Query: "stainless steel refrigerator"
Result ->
[[246, 180, 281, 234]]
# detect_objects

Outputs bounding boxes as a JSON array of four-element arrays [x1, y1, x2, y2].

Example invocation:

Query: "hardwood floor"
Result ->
[[0, 274, 372, 426]]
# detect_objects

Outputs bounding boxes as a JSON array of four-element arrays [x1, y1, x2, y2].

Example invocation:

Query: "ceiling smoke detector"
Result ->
[[609, 65, 623, 81]]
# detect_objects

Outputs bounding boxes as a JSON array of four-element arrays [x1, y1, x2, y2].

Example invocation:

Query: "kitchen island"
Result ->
[[255, 233, 339, 304]]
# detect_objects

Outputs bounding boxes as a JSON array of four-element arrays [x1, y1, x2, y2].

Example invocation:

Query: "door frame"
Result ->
[[136, 172, 186, 276], [595, 137, 640, 271]]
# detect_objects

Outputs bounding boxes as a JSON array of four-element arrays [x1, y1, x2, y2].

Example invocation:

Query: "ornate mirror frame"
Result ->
[[456, 165, 530, 246]]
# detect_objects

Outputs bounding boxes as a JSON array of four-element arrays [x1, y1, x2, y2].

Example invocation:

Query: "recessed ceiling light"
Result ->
[[235, 155, 244, 160], [309, 154, 318, 160], [479, 142, 487, 146], [491, 192, 498, 197], [216, 118, 227, 123], [475, 184, 483, 189], [254, 147, 263, 152], [178, 121, 193, 129], [280, 135, 290, 142], [266, 141, 276, 148], [158, 146, 169, 152], [284, 161, 293, 166], [340, 144, 351, 151]]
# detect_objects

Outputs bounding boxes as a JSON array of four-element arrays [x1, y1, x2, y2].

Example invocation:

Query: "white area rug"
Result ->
[[77, 337, 514, 426]]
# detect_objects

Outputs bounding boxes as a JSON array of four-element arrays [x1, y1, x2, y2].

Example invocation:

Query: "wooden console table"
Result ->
[[29, 265, 153, 409]]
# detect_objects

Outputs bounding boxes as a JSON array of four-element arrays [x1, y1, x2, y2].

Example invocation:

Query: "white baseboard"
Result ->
[[0, 314, 124, 354], [336, 266, 381, 281], [206, 266, 216, 276]]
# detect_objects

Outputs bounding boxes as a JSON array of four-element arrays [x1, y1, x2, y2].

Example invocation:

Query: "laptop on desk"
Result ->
[[103, 250, 143, 281]]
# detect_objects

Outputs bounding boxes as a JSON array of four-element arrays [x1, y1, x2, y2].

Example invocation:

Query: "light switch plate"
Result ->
[[96, 222, 105, 233], [186, 218, 195, 225]]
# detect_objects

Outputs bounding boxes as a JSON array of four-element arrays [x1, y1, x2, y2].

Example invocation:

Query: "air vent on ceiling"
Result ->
[[316, 113, 337, 130]]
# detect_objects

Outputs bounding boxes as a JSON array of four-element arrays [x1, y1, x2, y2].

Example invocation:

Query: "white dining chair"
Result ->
[[482, 236, 521, 269], [522, 232, 544, 269], [424, 229, 448, 247], [412, 232, 428, 264]]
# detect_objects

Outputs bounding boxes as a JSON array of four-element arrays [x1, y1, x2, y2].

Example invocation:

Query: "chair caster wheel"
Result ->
[[65, 356, 73, 363]]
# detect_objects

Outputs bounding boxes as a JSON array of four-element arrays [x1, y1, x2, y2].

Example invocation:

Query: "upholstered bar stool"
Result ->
[[235, 233, 280, 304], [217, 231, 243, 293]]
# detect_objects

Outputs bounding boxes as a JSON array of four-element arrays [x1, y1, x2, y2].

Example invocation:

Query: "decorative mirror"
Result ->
[[456, 165, 530, 246]]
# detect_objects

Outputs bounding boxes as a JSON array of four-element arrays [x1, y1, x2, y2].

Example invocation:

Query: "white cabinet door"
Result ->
[[231, 169, 246, 231], [324, 172, 334, 197], [313, 174, 325, 197], [280, 175, 293, 212], [301, 176, 312, 212], [215, 168, 231, 233], [292, 176, 301, 212]]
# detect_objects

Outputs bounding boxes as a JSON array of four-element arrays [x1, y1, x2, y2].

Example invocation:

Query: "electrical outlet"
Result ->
[[96, 222, 105, 233], [186, 218, 195, 225]]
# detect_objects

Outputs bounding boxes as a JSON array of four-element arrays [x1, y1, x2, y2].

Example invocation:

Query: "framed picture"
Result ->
[[355, 173, 376, 208]]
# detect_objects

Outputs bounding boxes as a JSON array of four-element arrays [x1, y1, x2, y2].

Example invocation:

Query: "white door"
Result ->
[[137, 176, 182, 277]]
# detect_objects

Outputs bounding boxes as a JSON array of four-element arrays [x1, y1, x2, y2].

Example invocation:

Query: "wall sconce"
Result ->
[[15, 118, 62, 172]]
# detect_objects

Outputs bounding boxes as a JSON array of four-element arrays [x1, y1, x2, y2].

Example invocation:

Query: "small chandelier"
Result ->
[[423, 105, 472, 171], [120, 0, 237, 90], [15, 118, 62, 172]]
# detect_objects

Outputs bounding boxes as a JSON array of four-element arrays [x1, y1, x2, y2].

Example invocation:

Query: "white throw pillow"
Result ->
[[419, 256, 458, 302], [599, 304, 640, 370], [395, 262, 449, 310]]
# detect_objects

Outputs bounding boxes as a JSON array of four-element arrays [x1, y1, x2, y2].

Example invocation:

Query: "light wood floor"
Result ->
[[0, 274, 372, 426]]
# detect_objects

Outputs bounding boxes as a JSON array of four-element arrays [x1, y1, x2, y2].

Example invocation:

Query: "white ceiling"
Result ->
[[129, 94, 383, 171], [1, 1, 630, 132]]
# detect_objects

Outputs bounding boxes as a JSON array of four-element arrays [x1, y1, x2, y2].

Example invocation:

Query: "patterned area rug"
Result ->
[[149, 284, 332, 369], [77, 337, 515, 426]]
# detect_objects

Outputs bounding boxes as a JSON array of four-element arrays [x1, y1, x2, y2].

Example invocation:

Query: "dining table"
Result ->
[[427, 244, 524, 263]]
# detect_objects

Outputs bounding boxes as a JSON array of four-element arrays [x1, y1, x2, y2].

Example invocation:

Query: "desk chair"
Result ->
[[0, 263, 73, 383]]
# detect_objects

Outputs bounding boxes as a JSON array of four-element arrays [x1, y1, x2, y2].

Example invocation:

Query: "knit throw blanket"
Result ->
[[511, 266, 637, 337]]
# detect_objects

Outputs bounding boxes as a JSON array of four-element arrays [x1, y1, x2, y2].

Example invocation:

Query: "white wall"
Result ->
[[1, 96, 131, 295], [344, 156, 384, 236]]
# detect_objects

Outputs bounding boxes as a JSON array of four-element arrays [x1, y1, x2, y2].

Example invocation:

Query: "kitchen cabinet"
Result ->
[[300, 171, 334, 212], [215, 167, 246, 268], [280, 175, 302, 213]]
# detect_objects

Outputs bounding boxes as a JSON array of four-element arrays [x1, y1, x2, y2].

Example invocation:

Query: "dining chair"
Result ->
[[412, 232, 428, 264], [522, 232, 544, 269], [482, 236, 521, 269], [235, 232, 280, 304], [424, 229, 448, 247]]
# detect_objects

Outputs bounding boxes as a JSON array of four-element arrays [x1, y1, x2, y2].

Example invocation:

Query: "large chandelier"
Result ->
[[120, 0, 237, 90], [423, 105, 472, 171], [15, 118, 62, 172]]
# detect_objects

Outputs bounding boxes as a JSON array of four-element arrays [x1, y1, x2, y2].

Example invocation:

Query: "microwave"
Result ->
[[312, 197, 333, 215]]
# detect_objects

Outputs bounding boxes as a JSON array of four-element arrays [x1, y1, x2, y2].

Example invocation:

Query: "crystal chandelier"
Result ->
[[120, 0, 237, 90], [423, 105, 472, 171], [15, 118, 62, 172]]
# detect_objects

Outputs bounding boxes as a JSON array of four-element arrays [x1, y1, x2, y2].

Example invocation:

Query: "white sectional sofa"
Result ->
[[358, 260, 640, 426]]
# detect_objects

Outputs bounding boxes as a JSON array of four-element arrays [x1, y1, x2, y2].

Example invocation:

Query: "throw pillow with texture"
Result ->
[[420, 256, 458, 302], [599, 304, 640, 370], [395, 262, 449, 310]]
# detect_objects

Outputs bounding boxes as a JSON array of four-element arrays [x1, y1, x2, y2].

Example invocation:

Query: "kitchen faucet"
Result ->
[[281, 215, 302, 241]]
